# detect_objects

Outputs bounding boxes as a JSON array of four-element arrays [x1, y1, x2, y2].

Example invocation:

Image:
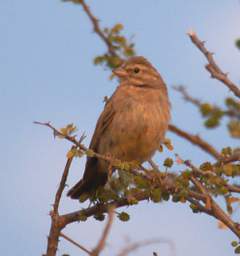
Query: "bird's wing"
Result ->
[[67, 96, 116, 199], [89, 97, 116, 151]]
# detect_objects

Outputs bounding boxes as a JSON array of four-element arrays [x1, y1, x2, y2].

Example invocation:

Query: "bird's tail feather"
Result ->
[[67, 172, 108, 199], [67, 179, 89, 199]]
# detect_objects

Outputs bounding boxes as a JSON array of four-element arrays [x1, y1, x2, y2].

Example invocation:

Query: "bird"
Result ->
[[67, 56, 170, 199]]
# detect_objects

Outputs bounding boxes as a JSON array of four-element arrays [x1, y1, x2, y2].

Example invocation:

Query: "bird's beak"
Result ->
[[112, 67, 128, 78]]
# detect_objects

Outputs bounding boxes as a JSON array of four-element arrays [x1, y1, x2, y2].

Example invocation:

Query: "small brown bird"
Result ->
[[67, 56, 170, 199]]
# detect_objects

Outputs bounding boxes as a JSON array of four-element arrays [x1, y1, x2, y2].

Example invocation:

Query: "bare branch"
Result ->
[[187, 30, 240, 98], [172, 85, 202, 107], [53, 151, 74, 213], [60, 232, 91, 255], [169, 124, 222, 160], [45, 150, 75, 256], [91, 206, 115, 256], [117, 238, 176, 256]]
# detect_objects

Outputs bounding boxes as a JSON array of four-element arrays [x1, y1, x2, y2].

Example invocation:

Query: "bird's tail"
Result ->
[[67, 179, 90, 199], [67, 172, 108, 199]]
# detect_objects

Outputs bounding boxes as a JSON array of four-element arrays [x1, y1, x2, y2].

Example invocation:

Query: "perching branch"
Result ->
[[187, 30, 240, 98]]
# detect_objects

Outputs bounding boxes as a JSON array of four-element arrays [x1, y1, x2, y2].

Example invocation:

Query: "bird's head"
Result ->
[[113, 56, 164, 89]]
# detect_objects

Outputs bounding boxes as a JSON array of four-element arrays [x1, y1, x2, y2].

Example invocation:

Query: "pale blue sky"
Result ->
[[1, 1, 240, 255]]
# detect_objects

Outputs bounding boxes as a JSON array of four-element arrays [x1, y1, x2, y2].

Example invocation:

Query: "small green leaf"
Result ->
[[86, 149, 95, 157], [200, 162, 212, 171], [118, 212, 130, 222], [235, 39, 240, 50], [150, 188, 162, 203], [94, 213, 105, 221], [200, 103, 213, 116], [231, 241, 238, 247], [235, 245, 240, 254], [164, 158, 173, 168]]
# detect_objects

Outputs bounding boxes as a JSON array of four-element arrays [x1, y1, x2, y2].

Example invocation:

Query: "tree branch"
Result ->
[[168, 124, 222, 160], [185, 160, 240, 238], [172, 85, 202, 107], [45, 155, 74, 256], [187, 30, 240, 98], [117, 238, 175, 256], [60, 232, 91, 255], [91, 206, 115, 256]]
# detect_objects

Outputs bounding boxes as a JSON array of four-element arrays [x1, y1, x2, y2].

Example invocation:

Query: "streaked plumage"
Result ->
[[67, 56, 170, 199]]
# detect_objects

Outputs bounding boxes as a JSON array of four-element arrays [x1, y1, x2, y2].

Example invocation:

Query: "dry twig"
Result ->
[[91, 206, 115, 256], [187, 30, 240, 98], [117, 238, 175, 256], [60, 232, 91, 255], [169, 124, 222, 160]]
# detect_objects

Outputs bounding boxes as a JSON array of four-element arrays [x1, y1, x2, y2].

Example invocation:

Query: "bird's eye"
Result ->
[[133, 67, 140, 74]]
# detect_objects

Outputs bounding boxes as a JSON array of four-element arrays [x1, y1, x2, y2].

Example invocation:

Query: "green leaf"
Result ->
[[134, 176, 149, 189], [111, 23, 124, 34], [204, 117, 220, 128], [118, 212, 130, 222], [228, 120, 240, 138], [94, 213, 105, 221], [235, 39, 240, 50], [221, 147, 232, 157], [190, 204, 199, 213], [200, 162, 212, 171], [86, 149, 95, 157], [200, 103, 213, 116], [232, 241, 239, 247], [235, 245, 240, 254], [163, 158, 173, 168], [162, 192, 170, 201], [150, 188, 162, 203]]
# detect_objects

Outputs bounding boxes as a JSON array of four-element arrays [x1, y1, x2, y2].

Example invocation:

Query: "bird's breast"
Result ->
[[99, 95, 169, 163]]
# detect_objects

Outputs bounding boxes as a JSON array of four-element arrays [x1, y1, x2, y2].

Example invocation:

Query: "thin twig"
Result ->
[[53, 151, 75, 213], [173, 85, 240, 118], [173, 85, 202, 107], [60, 232, 91, 255], [187, 30, 240, 98], [117, 238, 176, 256], [169, 124, 222, 160], [91, 206, 115, 256]]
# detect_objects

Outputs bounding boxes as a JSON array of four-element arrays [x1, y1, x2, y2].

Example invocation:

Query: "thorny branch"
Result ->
[[187, 30, 240, 98], [45, 153, 74, 256]]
